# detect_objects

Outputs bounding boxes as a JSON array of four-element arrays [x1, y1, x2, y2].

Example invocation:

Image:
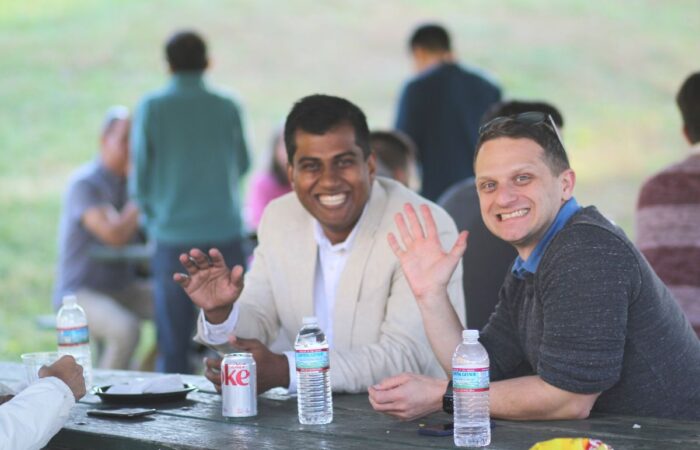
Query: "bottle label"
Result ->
[[57, 325, 89, 346], [453, 366, 489, 392], [295, 348, 329, 372]]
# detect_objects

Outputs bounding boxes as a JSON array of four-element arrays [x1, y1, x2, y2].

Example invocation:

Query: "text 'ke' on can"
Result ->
[[221, 353, 257, 418]]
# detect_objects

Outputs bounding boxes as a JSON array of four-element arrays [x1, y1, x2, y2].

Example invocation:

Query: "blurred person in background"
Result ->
[[438, 100, 563, 331], [130, 30, 251, 373], [244, 126, 292, 232], [636, 71, 700, 338], [53, 106, 153, 370], [395, 23, 501, 201], [0, 356, 85, 450], [370, 130, 419, 190]]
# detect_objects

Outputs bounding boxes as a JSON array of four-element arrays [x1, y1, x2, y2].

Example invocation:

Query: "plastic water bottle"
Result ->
[[294, 316, 333, 424], [452, 329, 490, 447], [56, 294, 93, 388]]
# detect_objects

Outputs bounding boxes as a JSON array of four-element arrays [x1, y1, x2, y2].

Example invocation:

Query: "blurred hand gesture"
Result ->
[[387, 203, 468, 302], [203, 356, 223, 393], [39, 355, 86, 401], [203, 336, 289, 395], [229, 336, 289, 394], [174, 248, 245, 324]]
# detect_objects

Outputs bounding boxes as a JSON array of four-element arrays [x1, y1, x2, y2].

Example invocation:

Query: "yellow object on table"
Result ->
[[530, 437, 614, 450]]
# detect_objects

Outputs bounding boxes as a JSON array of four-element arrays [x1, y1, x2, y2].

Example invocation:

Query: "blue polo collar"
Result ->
[[511, 197, 580, 279]]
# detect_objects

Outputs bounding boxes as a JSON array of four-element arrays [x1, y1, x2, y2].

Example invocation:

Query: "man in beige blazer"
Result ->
[[175, 94, 465, 394]]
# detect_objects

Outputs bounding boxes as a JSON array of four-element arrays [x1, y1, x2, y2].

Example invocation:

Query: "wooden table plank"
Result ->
[[62, 389, 700, 449], [2, 364, 698, 449], [50, 411, 389, 450]]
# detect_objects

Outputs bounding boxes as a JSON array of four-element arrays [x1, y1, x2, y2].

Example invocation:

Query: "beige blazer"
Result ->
[[195, 177, 465, 393]]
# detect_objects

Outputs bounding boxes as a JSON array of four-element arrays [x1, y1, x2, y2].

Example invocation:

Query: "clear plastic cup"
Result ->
[[20, 352, 60, 383]]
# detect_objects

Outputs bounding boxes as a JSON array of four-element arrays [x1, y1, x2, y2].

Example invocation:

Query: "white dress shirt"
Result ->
[[0, 377, 75, 450], [201, 207, 367, 393]]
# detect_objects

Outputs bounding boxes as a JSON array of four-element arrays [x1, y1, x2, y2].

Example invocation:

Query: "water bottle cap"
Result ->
[[463, 329, 479, 340], [302, 316, 318, 325], [62, 294, 77, 306]]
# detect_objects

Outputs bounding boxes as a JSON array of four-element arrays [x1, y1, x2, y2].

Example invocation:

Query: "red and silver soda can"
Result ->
[[221, 352, 257, 418]]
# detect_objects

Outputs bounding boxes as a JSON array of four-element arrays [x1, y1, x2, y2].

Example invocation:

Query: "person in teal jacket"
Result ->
[[130, 30, 250, 373]]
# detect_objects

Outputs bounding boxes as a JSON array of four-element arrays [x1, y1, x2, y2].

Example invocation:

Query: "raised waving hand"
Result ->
[[173, 248, 245, 324], [387, 203, 468, 303], [388, 203, 469, 371]]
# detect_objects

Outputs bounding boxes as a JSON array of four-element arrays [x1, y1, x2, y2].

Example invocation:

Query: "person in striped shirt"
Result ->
[[636, 71, 700, 337]]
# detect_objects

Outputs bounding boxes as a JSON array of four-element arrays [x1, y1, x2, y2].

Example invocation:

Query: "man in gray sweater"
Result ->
[[369, 112, 700, 421]]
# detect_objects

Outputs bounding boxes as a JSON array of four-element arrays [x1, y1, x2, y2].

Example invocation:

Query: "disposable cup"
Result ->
[[20, 352, 60, 383]]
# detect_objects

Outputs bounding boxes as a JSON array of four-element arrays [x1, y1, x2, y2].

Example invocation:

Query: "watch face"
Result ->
[[442, 394, 453, 414], [443, 380, 454, 414]]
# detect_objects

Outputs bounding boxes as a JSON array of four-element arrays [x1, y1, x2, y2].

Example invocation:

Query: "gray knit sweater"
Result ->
[[481, 206, 700, 420]]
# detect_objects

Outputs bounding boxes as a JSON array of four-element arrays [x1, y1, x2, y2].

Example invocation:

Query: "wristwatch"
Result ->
[[442, 380, 453, 414]]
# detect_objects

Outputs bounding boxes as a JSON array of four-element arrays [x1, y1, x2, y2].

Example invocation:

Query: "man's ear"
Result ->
[[560, 169, 576, 200], [367, 152, 377, 179], [683, 125, 692, 145], [287, 162, 294, 188], [411, 47, 428, 72]]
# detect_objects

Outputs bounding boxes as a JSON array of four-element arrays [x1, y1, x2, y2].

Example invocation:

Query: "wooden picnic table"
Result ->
[[1, 363, 698, 449]]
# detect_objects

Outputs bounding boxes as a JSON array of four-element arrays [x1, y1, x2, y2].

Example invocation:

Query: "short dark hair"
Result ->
[[677, 72, 700, 144], [476, 115, 570, 176], [284, 94, 371, 163], [409, 23, 451, 52], [480, 100, 565, 129], [165, 30, 208, 72], [370, 130, 416, 174]]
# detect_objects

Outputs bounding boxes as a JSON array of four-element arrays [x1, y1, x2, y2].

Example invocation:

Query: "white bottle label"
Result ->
[[453, 366, 489, 392], [57, 325, 89, 346], [295, 348, 329, 372]]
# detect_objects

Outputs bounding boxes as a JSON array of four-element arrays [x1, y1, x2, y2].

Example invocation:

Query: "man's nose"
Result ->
[[318, 165, 341, 187], [495, 185, 518, 206]]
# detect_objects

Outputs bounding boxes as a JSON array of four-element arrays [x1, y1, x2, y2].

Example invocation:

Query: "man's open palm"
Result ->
[[173, 248, 245, 315], [387, 204, 467, 300]]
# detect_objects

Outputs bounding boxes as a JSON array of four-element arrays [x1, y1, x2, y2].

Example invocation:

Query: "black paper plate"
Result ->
[[94, 384, 197, 404]]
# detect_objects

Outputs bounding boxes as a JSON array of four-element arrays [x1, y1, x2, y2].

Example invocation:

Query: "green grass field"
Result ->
[[1, 0, 697, 362]]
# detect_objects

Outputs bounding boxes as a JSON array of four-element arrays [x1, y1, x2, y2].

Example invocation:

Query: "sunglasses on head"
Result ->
[[479, 111, 565, 151]]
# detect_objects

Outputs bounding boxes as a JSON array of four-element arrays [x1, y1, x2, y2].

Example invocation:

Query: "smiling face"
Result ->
[[475, 137, 575, 260], [288, 123, 376, 244]]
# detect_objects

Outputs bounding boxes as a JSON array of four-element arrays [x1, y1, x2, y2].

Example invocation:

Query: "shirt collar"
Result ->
[[312, 204, 368, 253], [511, 197, 581, 279]]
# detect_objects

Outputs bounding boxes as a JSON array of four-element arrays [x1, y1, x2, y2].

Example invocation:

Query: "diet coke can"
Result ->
[[221, 352, 257, 418]]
